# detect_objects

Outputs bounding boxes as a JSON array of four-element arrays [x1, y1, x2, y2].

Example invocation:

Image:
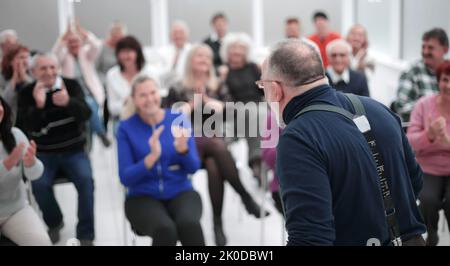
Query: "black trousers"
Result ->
[[125, 190, 205, 246], [419, 173, 450, 233]]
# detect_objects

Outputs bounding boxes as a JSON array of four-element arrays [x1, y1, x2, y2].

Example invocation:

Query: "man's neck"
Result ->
[[428, 59, 445, 73]]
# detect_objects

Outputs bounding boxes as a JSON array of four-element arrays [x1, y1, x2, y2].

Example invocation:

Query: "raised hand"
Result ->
[[3, 142, 25, 171], [23, 140, 37, 168], [52, 85, 70, 107], [427, 116, 447, 143], [75, 18, 88, 41], [33, 81, 47, 109], [172, 126, 190, 154], [148, 125, 164, 159]]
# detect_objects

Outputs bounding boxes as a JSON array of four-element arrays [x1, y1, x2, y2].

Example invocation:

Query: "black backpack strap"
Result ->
[[295, 104, 356, 121], [345, 93, 366, 116], [293, 94, 402, 246]]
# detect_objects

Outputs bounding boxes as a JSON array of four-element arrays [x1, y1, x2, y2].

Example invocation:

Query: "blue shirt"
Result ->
[[117, 110, 201, 200], [277, 85, 426, 246]]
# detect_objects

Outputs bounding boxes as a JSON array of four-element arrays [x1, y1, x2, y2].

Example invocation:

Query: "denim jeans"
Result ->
[[32, 150, 95, 240], [85, 95, 106, 136]]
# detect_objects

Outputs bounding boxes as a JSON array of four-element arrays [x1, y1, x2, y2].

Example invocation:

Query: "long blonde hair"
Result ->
[[182, 43, 218, 92]]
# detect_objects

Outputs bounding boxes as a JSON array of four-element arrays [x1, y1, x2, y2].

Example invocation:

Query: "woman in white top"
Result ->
[[0, 96, 51, 246], [346, 24, 375, 78], [106, 36, 158, 124]]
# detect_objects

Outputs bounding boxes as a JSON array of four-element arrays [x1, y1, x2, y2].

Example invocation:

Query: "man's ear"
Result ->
[[273, 82, 284, 102]]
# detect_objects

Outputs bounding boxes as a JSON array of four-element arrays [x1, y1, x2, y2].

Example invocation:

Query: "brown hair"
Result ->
[[1, 43, 29, 80]]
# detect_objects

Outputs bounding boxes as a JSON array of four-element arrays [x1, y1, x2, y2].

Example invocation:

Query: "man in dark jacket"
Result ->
[[257, 39, 426, 246], [326, 39, 370, 97], [204, 12, 228, 72], [17, 53, 94, 246]]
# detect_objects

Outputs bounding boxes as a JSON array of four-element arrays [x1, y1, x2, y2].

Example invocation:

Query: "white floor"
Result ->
[[52, 135, 449, 246], [53, 136, 286, 246]]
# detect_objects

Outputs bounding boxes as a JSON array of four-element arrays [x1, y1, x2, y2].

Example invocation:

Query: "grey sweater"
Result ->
[[0, 127, 44, 218]]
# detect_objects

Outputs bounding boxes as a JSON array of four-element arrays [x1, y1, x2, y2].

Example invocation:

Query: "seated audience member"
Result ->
[[1, 44, 32, 123], [217, 32, 264, 181], [308, 11, 341, 68], [96, 21, 127, 130], [158, 21, 192, 89], [0, 30, 18, 62], [52, 20, 110, 147], [346, 24, 375, 77], [0, 97, 51, 246], [16, 53, 95, 246], [407, 60, 450, 246], [284, 17, 319, 52], [204, 12, 229, 73], [326, 39, 370, 97], [0, 30, 19, 89], [261, 111, 283, 214], [165, 44, 269, 246], [395, 28, 449, 122], [117, 75, 204, 246], [97, 21, 127, 84], [106, 36, 159, 131]]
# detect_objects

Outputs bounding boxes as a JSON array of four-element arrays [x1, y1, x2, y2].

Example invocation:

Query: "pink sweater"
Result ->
[[407, 94, 450, 176]]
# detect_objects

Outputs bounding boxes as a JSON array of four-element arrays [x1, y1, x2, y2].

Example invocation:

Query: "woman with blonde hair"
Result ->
[[117, 75, 204, 246], [165, 44, 269, 246]]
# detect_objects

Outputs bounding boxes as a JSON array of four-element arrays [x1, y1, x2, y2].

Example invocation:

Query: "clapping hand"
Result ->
[[172, 126, 190, 154], [144, 125, 165, 169], [148, 125, 164, 160], [23, 140, 37, 168], [2, 142, 25, 171], [32, 81, 47, 109], [52, 84, 70, 107], [427, 116, 448, 144]]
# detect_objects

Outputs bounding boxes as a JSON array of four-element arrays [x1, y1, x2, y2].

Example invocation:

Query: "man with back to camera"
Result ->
[[257, 39, 426, 246]]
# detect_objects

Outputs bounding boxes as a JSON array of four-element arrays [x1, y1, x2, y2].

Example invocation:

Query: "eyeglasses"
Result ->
[[255, 75, 325, 90], [330, 53, 348, 58], [255, 80, 282, 89]]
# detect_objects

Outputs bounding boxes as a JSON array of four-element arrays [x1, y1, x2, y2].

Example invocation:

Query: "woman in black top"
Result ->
[[165, 44, 269, 246], [218, 33, 264, 183]]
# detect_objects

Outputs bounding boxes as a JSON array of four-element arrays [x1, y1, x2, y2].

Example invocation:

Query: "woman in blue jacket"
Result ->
[[117, 75, 204, 246]]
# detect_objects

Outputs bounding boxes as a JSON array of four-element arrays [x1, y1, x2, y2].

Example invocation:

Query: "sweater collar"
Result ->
[[283, 85, 332, 124]]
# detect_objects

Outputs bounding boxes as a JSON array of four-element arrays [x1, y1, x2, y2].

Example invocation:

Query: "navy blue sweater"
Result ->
[[117, 111, 201, 200], [277, 85, 426, 246]]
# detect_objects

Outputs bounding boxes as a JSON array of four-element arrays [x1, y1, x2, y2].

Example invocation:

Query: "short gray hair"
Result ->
[[267, 39, 324, 87], [110, 21, 128, 35], [0, 29, 18, 44], [171, 20, 190, 37], [131, 74, 159, 95], [30, 53, 59, 70], [326, 39, 352, 57], [220, 32, 252, 64]]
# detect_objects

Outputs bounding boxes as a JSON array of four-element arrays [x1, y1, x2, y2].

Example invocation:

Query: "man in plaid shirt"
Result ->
[[395, 28, 448, 122]]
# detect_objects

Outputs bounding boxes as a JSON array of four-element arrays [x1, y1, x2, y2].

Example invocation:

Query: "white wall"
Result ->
[[0, 0, 59, 53], [262, 0, 343, 46], [402, 0, 450, 60], [74, 0, 152, 45], [356, 0, 402, 59], [167, 0, 253, 43]]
